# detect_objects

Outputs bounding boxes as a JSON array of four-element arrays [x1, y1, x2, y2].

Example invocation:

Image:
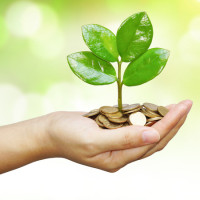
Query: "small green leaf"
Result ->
[[82, 24, 119, 62], [116, 12, 153, 62], [123, 48, 170, 86], [67, 51, 117, 85]]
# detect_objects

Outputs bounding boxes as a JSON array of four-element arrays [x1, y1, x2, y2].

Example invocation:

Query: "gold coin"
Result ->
[[105, 111, 123, 119], [129, 112, 146, 126], [100, 106, 119, 114], [122, 104, 140, 112], [141, 107, 160, 118], [98, 114, 123, 129], [123, 107, 141, 114], [83, 109, 99, 117], [98, 114, 108, 124], [95, 115, 104, 128], [113, 104, 129, 108], [103, 120, 124, 129], [147, 117, 163, 122], [158, 106, 169, 117], [108, 116, 128, 123], [143, 103, 158, 112]]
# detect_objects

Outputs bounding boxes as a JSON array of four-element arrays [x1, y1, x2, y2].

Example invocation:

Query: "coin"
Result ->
[[123, 107, 141, 114], [122, 104, 140, 112], [95, 115, 104, 128], [108, 116, 128, 123], [84, 102, 167, 129], [158, 106, 169, 117], [141, 107, 160, 118], [105, 111, 123, 119], [147, 117, 163, 122], [143, 103, 158, 112], [129, 112, 146, 126], [113, 104, 129, 108], [83, 109, 99, 117], [103, 120, 124, 129], [98, 114, 124, 129], [100, 106, 119, 114], [98, 114, 108, 124]]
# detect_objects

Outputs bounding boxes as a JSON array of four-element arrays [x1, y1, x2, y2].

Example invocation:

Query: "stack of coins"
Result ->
[[83, 103, 169, 129]]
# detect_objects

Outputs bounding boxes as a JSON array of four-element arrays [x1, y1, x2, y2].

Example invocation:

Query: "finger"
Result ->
[[95, 114, 187, 173], [141, 114, 187, 159], [96, 100, 190, 154], [152, 100, 192, 138], [98, 104, 178, 152], [140, 103, 187, 158], [113, 100, 192, 166], [91, 104, 178, 170], [166, 104, 175, 109], [96, 125, 160, 152], [138, 100, 192, 155], [141, 101, 191, 154]]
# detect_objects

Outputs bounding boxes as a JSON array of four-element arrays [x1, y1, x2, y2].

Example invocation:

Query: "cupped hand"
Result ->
[[46, 100, 192, 172]]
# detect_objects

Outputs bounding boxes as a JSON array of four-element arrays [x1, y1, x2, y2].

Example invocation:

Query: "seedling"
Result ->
[[67, 12, 170, 112]]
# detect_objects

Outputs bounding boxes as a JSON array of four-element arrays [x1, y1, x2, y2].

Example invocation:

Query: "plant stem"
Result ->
[[117, 60, 123, 111]]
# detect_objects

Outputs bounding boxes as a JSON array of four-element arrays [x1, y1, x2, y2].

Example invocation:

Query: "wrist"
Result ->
[[0, 114, 57, 173], [32, 113, 60, 159]]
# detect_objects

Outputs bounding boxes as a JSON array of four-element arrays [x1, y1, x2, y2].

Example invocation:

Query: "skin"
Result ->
[[0, 100, 192, 174]]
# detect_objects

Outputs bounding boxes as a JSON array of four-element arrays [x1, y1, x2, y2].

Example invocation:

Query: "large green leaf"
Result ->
[[67, 51, 117, 85], [123, 48, 170, 86], [82, 24, 119, 62], [116, 12, 153, 62]]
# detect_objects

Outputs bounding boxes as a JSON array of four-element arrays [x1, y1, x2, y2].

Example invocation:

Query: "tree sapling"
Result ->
[[67, 11, 170, 129]]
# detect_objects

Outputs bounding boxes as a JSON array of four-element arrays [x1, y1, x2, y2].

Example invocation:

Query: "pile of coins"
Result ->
[[83, 103, 169, 129]]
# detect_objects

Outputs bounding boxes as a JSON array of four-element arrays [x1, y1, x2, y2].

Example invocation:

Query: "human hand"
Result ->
[[45, 100, 192, 172]]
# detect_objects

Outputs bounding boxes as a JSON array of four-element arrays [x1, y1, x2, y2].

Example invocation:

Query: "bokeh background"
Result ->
[[0, 0, 200, 199]]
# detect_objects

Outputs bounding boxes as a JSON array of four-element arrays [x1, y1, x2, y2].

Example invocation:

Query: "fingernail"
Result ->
[[142, 130, 160, 144]]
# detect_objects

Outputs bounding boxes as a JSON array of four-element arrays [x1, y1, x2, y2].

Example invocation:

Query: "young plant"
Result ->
[[67, 12, 170, 111]]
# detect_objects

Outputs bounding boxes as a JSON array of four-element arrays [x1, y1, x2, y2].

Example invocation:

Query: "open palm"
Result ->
[[48, 100, 192, 172]]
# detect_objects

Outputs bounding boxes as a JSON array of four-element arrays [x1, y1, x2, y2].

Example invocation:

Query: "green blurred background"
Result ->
[[0, 0, 200, 91], [0, 0, 200, 199], [0, 0, 199, 117]]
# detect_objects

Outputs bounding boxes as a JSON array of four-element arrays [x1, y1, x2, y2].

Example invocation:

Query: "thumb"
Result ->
[[97, 125, 160, 152]]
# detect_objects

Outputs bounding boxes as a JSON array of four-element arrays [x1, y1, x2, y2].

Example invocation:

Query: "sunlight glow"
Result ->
[[5, 1, 42, 37], [189, 16, 200, 41], [29, 5, 64, 59]]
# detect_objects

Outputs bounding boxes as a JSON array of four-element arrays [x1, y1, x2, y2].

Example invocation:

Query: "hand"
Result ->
[[45, 100, 192, 172]]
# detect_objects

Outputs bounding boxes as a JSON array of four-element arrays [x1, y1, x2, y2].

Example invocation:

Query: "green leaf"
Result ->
[[123, 48, 170, 86], [82, 24, 119, 62], [67, 51, 117, 85], [116, 12, 153, 62]]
